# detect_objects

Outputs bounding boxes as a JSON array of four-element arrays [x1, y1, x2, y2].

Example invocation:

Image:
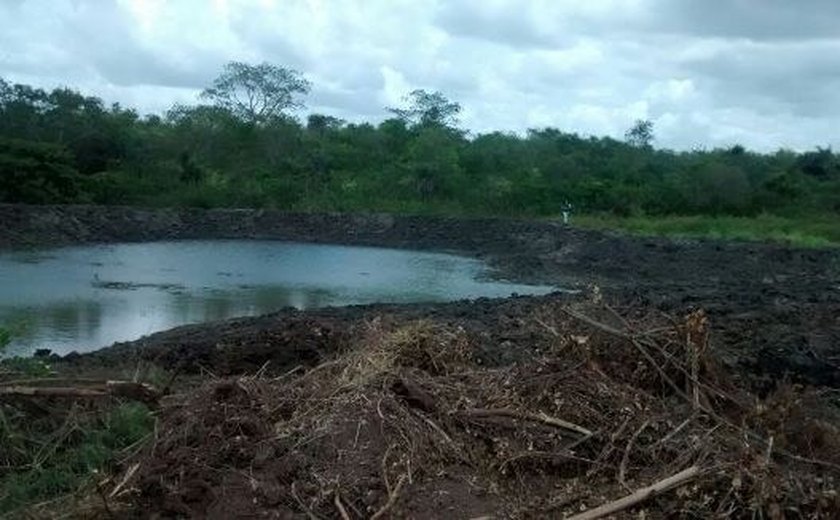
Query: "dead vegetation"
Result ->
[[97, 302, 840, 518]]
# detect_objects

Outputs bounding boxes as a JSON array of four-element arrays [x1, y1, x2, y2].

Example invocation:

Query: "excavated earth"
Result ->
[[2, 203, 838, 389]]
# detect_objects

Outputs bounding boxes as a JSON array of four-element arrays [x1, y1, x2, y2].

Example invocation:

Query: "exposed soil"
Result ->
[[3, 204, 840, 517], [101, 304, 840, 518]]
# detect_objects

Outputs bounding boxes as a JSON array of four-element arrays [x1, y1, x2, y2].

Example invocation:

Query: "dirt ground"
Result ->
[[3, 204, 840, 517], [90, 303, 840, 518]]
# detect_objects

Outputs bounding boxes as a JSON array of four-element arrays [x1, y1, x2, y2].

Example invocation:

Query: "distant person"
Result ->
[[561, 201, 573, 225]]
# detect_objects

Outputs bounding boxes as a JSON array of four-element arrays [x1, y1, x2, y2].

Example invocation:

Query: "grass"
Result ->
[[574, 213, 840, 248], [0, 401, 154, 514], [0, 326, 156, 515]]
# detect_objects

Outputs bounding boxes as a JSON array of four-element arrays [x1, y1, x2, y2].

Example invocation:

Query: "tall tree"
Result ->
[[388, 89, 461, 128], [625, 119, 654, 148], [201, 62, 311, 125]]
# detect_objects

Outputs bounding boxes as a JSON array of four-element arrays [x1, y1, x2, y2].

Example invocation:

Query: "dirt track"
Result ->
[[2, 204, 839, 388]]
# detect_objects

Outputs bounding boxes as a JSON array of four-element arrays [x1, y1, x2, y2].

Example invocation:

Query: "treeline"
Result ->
[[1, 62, 839, 218]]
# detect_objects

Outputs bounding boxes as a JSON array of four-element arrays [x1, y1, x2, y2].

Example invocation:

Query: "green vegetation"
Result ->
[[1, 62, 839, 243], [576, 214, 840, 247], [0, 323, 51, 377], [0, 402, 153, 514], [0, 326, 155, 514]]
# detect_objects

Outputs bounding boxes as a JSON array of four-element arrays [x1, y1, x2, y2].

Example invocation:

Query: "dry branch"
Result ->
[[567, 465, 701, 520], [109, 462, 141, 498], [334, 491, 351, 520], [371, 474, 407, 520], [459, 408, 592, 437], [0, 380, 161, 406], [0, 386, 107, 398]]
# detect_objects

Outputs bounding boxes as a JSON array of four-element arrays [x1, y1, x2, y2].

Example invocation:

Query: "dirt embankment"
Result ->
[[2, 203, 839, 387], [2, 203, 838, 287]]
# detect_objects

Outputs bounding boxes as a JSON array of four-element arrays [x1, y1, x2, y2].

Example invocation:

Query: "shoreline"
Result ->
[[1, 203, 838, 388]]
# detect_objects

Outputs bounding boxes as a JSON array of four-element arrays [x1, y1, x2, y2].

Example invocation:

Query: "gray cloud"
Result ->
[[0, 0, 839, 151], [679, 39, 840, 118], [650, 0, 840, 41]]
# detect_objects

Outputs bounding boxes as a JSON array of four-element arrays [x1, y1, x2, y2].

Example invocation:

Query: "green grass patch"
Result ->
[[0, 326, 155, 515], [0, 401, 154, 514], [574, 213, 840, 248]]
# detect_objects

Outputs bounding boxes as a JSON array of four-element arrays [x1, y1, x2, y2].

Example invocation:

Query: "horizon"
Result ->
[[2, 0, 839, 152]]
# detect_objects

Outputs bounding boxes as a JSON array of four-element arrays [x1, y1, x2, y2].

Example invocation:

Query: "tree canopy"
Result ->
[[625, 120, 654, 148], [200, 62, 311, 125], [0, 65, 837, 222], [388, 89, 462, 128]]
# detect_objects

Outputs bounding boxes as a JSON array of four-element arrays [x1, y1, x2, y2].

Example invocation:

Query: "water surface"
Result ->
[[0, 240, 555, 355]]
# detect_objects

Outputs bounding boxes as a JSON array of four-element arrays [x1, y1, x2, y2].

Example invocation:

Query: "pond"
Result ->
[[0, 240, 557, 355]]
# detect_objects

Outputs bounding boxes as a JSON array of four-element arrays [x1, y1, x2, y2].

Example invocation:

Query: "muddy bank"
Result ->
[[61, 287, 840, 390], [3, 204, 839, 387], [2, 203, 838, 288]]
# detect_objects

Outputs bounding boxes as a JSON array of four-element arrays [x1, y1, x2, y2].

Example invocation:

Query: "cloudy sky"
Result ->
[[1, 0, 839, 151]]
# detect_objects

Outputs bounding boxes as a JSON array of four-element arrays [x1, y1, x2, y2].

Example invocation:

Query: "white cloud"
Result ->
[[1, 0, 839, 151]]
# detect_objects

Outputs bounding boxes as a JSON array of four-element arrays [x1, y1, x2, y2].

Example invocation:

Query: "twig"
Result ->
[[371, 474, 407, 520], [567, 465, 701, 520], [290, 482, 320, 520], [96, 480, 116, 519], [654, 415, 694, 447], [501, 450, 598, 472], [604, 302, 633, 334], [380, 445, 394, 495], [254, 360, 271, 378], [109, 462, 141, 498], [421, 416, 457, 451], [273, 364, 304, 382], [618, 420, 649, 489], [334, 491, 351, 520], [764, 435, 774, 467], [560, 307, 630, 339], [352, 420, 363, 450], [459, 408, 592, 437]]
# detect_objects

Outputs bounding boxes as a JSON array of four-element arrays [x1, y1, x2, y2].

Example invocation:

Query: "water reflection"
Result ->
[[0, 240, 556, 355]]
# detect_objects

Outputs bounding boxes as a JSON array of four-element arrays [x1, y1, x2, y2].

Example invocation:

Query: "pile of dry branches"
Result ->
[[118, 303, 840, 518]]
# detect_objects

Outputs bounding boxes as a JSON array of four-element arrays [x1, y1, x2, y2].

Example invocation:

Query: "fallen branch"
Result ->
[[459, 408, 592, 437], [567, 465, 701, 520], [0, 380, 161, 406], [618, 420, 649, 489], [0, 377, 105, 387], [0, 386, 106, 398]]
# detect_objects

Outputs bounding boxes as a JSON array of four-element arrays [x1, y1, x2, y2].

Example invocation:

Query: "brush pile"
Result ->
[[118, 302, 840, 518]]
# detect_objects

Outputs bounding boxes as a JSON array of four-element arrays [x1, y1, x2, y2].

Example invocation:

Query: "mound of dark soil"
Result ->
[[112, 304, 840, 518]]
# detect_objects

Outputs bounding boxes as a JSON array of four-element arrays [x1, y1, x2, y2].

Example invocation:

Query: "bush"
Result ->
[[0, 138, 86, 204]]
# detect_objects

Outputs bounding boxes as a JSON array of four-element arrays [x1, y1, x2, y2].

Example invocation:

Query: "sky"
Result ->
[[1, 0, 839, 151]]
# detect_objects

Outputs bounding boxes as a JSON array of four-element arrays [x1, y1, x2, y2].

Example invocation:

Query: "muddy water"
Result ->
[[0, 240, 556, 355]]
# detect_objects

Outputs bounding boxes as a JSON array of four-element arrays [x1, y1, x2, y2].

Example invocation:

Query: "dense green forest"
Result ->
[[1, 62, 839, 236]]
